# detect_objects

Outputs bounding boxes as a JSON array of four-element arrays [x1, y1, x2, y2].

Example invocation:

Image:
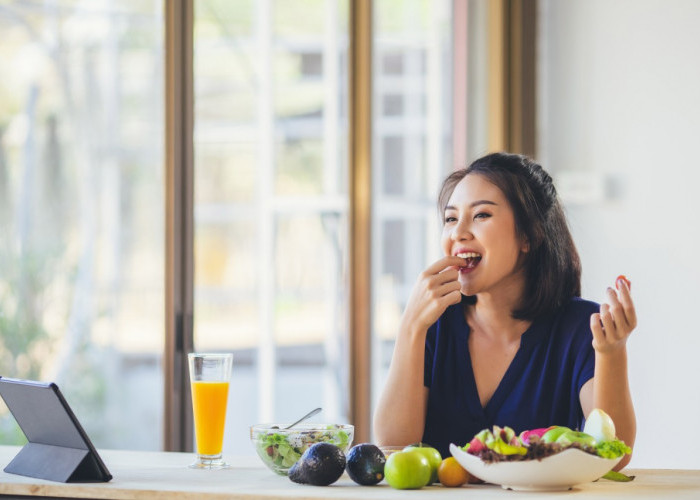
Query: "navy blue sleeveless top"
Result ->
[[422, 297, 597, 458]]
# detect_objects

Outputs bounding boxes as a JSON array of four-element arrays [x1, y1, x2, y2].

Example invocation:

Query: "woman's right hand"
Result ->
[[374, 255, 465, 446], [400, 255, 466, 334]]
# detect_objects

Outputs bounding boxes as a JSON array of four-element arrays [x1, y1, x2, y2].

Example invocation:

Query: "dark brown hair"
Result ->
[[438, 152, 581, 320]]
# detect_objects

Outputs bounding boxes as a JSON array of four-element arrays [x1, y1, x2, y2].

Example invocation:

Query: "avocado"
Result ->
[[346, 443, 386, 486], [288, 442, 346, 486]]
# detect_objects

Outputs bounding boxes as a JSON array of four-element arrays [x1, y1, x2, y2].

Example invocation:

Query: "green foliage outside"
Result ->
[[0, 252, 53, 444]]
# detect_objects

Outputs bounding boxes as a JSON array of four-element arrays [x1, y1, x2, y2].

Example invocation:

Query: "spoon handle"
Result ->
[[284, 407, 322, 429]]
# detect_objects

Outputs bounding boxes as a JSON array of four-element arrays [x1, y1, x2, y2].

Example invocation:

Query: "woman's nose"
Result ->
[[451, 220, 473, 241]]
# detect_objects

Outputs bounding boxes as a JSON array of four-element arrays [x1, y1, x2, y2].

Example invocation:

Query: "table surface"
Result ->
[[1, 446, 699, 499]]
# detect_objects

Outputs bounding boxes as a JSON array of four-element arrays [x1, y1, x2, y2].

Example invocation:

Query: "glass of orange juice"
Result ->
[[188, 352, 233, 469]]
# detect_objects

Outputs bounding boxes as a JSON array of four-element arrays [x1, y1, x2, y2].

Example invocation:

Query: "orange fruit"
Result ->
[[437, 456, 469, 487]]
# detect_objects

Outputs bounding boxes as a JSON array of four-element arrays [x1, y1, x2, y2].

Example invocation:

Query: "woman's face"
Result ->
[[441, 173, 528, 297]]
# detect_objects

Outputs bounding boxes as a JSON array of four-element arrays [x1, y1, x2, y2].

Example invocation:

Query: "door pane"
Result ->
[[371, 0, 454, 428], [193, 0, 350, 456], [0, 1, 164, 449]]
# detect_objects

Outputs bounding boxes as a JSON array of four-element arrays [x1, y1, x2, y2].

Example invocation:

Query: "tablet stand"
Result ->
[[4, 442, 103, 482], [0, 378, 112, 483]]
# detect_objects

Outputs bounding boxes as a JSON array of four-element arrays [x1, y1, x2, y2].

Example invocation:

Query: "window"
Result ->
[[382, 94, 404, 116], [192, 0, 349, 456], [0, 1, 164, 449], [1, 0, 459, 454], [371, 0, 454, 417]]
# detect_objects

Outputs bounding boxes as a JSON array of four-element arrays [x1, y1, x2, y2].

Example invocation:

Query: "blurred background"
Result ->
[[1, 0, 698, 469]]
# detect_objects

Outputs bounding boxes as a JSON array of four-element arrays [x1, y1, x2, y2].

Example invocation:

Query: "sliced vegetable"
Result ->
[[602, 470, 635, 482], [584, 408, 616, 443]]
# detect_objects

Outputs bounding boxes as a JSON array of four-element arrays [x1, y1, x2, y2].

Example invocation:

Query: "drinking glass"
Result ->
[[188, 352, 233, 469]]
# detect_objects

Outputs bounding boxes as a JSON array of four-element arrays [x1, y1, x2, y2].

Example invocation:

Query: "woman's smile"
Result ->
[[454, 250, 482, 273], [442, 173, 527, 296]]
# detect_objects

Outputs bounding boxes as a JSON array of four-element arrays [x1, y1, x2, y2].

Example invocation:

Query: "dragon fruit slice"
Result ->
[[518, 426, 554, 446]]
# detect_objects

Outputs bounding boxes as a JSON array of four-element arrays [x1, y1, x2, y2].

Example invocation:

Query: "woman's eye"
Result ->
[[444, 215, 457, 224], [474, 212, 491, 220]]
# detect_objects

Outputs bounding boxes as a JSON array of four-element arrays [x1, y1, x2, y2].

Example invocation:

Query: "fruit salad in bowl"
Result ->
[[450, 409, 631, 491], [250, 423, 353, 475]]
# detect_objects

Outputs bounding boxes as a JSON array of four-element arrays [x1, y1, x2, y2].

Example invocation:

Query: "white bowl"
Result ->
[[449, 443, 622, 491]]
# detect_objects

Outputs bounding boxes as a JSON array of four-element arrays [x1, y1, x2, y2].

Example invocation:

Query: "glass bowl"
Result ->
[[250, 423, 354, 475], [378, 445, 405, 457]]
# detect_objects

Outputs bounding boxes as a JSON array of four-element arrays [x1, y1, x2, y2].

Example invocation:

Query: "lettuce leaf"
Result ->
[[596, 440, 631, 459]]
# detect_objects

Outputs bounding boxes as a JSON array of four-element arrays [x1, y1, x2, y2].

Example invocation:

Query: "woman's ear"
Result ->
[[521, 238, 530, 253]]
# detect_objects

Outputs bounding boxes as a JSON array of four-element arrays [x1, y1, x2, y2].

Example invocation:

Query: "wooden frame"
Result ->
[[348, 0, 373, 445], [453, 0, 469, 169], [164, 0, 195, 452], [488, 0, 537, 157]]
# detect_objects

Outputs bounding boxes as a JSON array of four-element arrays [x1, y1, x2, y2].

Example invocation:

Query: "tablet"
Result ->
[[0, 377, 112, 482]]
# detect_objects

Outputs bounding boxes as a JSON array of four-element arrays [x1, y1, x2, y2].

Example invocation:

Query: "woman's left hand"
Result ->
[[590, 276, 637, 354]]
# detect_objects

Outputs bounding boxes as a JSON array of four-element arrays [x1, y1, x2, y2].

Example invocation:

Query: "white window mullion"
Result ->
[[322, 0, 342, 422], [256, 0, 275, 423]]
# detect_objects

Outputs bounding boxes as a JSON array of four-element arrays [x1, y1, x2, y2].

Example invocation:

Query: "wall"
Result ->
[[538, 0, 700, 468]]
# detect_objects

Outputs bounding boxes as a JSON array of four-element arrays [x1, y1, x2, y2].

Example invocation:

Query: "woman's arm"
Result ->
[[373, 256, 465, 446], [373, 325, 431, 446], [580, 277, 637, 470]]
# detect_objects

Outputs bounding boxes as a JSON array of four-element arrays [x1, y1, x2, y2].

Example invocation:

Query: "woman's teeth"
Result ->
[[456, 252, 481, 259], [456, 252, 482, 268]]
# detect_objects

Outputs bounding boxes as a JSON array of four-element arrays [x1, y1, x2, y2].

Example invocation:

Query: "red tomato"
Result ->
[[615, 275, 631, 290]]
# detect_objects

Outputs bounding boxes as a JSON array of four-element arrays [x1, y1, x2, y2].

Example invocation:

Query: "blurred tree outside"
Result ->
[[0, 0, 164, 449]]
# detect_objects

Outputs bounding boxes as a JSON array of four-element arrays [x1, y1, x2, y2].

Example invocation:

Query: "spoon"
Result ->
[[272, 407, 322, 430]]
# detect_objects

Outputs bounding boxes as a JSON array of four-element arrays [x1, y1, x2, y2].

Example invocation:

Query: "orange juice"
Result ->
[[191, 381, 229, 456]]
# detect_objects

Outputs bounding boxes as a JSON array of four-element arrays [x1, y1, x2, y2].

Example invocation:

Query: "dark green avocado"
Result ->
[[346, 443, 386, 486], [288, 442, 346, 486]]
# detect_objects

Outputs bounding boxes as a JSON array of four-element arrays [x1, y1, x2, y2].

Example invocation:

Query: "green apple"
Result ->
[[403, 443, 441, 484], [385, 449, 432, 490], [541, 426, 572, 444], [555, 430, 597, 447]]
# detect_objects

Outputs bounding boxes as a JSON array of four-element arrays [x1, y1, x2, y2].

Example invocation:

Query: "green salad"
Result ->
[[254, 425, 351, 474]]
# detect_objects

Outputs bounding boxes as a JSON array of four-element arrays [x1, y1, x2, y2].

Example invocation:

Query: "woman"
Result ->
[[373, 152, 636, 470]]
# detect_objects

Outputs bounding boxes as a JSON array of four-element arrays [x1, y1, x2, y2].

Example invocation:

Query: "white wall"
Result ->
[[539, 0, 700, 469]]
